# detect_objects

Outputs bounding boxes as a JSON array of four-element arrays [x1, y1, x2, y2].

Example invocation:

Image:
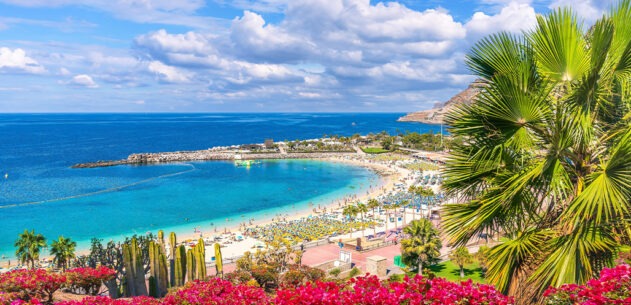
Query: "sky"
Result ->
[[0, 0, 617, 112]]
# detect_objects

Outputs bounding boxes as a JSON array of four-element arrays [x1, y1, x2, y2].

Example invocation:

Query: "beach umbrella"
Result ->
[[214, 243, 223, 278]]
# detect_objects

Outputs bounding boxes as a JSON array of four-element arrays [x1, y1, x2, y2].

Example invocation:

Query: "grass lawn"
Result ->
[[428, 260, 486, 283], [361, 147, 391, 154]]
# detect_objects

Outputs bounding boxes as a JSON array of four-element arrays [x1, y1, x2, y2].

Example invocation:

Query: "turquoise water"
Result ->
[[0, 159, 377, 258], [0, 113, 436, 261]]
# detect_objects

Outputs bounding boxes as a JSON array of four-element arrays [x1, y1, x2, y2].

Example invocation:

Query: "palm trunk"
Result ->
[[361, 212, 365, 239], [460, 265, 465, 278], [418, 261, 423, 275], [372, 208, 377, 237]]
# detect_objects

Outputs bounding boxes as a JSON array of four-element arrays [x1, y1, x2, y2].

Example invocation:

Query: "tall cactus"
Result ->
[[158, 230, 164, 245], [195, 238, 207, 279], [168, 232, 177, 286], [122, 238, 148, 297], [174, 245, 186, 287], [148, 241, 169, 297], [214, 243, 223, 278], [186, 249, 196, 282]]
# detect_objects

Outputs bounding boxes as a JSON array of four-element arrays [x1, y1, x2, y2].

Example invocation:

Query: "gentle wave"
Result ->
[[0, 163, 197, 209]]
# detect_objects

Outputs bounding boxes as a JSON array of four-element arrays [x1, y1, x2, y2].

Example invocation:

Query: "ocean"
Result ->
[[0, 113, 439, 259]]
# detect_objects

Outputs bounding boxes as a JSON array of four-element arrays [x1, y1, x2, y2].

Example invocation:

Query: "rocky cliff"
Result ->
[[398, 80, 485, 124]]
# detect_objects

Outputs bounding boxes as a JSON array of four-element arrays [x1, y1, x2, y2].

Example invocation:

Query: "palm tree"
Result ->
[[15, 229, 46, 269], [441, 3, 631, 303], [356, 203, 368, 238], [400, 219, 442, 275], [366, 198, 380, 236], [393, 202, 401, 232], [400, 200, 409, 226], [342, 205, 358, 239], [50, 236, 77, 271], [449, 246, 473, 279]]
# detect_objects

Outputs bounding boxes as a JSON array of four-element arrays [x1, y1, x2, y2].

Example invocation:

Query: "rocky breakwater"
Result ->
[[127, 150, 234, 163], [72, 149, 359, 168]]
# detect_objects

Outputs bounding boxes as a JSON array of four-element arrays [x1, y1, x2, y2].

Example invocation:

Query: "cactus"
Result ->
[[158, 230, 164, 245], [122, 238, 148, 297], [186, 249, 196, 282], [168, 232, 177, 286], [174, 245, 186, 287], [195, 238, 207, 280], [169, 232, 177, 259], [148, 241, 169, 297], [214, 243, 223, 278]]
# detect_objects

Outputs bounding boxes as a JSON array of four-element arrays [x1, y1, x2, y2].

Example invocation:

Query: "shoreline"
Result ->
[[1, 155, 409, 268]]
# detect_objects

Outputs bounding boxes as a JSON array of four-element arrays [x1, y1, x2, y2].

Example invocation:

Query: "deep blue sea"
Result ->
[[0, 113, 438, 259]]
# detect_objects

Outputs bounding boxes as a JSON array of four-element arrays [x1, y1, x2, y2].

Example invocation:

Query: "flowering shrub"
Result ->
[[55, 296, 160, 305], [224, 270, 255, 286], [0, 269, 66, 303], [275, 275, 513, 305], [544, 264, 631, 305], [64, 267, 116, 296], [0, 291, 18, 305], [162, 278, 270, 305]]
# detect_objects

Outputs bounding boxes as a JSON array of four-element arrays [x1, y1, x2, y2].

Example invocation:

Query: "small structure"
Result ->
[[366, 255, 387, 278], [264, 139, 274, 149]]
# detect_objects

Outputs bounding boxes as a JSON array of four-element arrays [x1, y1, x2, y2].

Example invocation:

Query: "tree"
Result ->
[[50, 235, 77, 271], [366, 199, 380, 236], [399, 200, 409, 226], [14, 229, 46, 269], [342, 205, 359, 238], [409, 186, 435, 219], [441, 3, 631, 303], [475, 245, 491, 275], [400, 219, 442, 275], [449, 246, 473, 278], [356, 203, 368, 238]]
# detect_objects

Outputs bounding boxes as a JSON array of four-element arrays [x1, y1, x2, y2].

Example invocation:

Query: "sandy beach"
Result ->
[[172, 154, 417, 264]]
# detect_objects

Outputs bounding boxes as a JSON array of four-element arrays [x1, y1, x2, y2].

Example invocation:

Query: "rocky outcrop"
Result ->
[[398, 80, 485, 124]]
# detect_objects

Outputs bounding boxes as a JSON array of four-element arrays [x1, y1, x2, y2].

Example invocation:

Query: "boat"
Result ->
[[234, 160, 261, 167]]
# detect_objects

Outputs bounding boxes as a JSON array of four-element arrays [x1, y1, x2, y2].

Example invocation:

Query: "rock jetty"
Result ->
[[72, 149, 358, 168]]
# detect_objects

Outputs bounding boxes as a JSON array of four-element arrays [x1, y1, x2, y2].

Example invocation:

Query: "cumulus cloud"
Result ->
[[0, 0, 555, 111], [148, 61, 193, 83], [549, 0, 616, 25], [68, 74, 98, 88], [0, 47, 46, 74], [0, 0, 213, 28], [466, 2, 537, 37]]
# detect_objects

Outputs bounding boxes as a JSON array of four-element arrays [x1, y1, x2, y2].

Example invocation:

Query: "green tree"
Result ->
[[475, 245, 491, 275], [356, 203, 368, 238], [366, 199, 380, 236], [400, 219, 442, 275], [441, 3, 631, 303], [50, 235, 77, 271], [14, 229, 46, 269], [342, 205, 359, 238], [449, 246, 473, 278]]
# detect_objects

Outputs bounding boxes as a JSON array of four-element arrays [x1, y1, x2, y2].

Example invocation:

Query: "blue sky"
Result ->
[[0, 0, 615, 112]]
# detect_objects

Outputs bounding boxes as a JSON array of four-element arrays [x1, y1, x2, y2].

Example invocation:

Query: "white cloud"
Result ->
[[58, 67, 71, 75], [0, 47, 46, 74], [69, 74, 98, 88], [147, 61, 192, 83], [466, 2, 537, 37], [549, 0, 615, 24], [0, 0, 213, 28]]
